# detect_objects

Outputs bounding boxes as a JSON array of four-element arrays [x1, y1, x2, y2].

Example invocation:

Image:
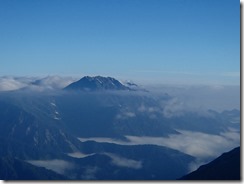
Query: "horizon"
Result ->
[[0, 74, 241, 87], [0, 74, 240, 112], [0, 0, 240, 86]]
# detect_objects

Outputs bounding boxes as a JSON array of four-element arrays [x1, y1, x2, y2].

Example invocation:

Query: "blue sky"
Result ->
[[0, 0, 240, 85]]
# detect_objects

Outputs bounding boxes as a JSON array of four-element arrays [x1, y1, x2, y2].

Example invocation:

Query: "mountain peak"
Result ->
[[64, 76, 131, 91]]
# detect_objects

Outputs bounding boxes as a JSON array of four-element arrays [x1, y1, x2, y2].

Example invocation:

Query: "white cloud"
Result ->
[[0, 76, 77, 92], [67, 152, 95, 158], [188, 159, 206, 172], [152, 85, 240, 112], [31, 76, 76, 89], [78, 128, 240, 170], [116, 111, 136, 119], [124, 112, 136, 117], [162, 98, 185, 118], [125, 130, 240, 159], [138, 104, 159, 114], [103, 153, 142, 169], [27, 159, 74, 175], [0, 77, 28, 91]]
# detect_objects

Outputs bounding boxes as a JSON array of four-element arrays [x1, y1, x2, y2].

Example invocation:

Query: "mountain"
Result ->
[[180, 147, 240, 180], [73, 141, 195, 180], [64, 76, 131, 91], [0, 82, 240, 180], [0, 91, 193, 180]]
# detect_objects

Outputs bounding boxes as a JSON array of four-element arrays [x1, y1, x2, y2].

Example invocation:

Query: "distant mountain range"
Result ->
[[64, 76, 131, 91], [180, 147, 240, 180]]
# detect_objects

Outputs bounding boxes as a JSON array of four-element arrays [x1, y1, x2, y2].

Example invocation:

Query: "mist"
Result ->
[[146, 84, 240, 112]]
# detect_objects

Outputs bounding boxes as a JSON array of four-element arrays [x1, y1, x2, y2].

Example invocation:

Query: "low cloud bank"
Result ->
[[78, 128, 240, 170], [125, 130, 240, 159], [148, 84, 240, 112], [0, 76, 76, 91], [30, 76, 76, 90], [27, 159, 74, 175], [0, 77, 29, 91], [103, 153, 142, 169]]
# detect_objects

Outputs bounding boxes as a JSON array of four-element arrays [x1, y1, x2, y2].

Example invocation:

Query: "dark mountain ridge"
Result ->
[[180, 147, 240, 180], [64, 76, 131, 91]]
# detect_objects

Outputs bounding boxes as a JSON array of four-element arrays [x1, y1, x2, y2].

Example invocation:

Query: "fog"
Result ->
[[147, 84, 240, 112]]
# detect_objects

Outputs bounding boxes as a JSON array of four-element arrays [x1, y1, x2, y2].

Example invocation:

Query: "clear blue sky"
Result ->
[[0, 0, 240, 85]]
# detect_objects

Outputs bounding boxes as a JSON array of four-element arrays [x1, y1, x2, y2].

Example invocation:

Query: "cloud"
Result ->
[[67, 152, 95, 158], [31, 76, 76, 89], [103, 153, 142, 169], [127, 130, 239, 172], [81, 166, 98, 180], [138, 104, 147, 112], [137, 104, 159, 114], [162, 98, 186, 118], [125, 130, 240, 159], [0, 76, 28, 91], [78, 128, 240, 170], [27, 159, 74, 175], [137, 104, 159, 119], [138, 96, 212, 120], [151, 85, 240, 112], [0, 76, 77, 92], [187, 159, 206, 172], [116, 111, 136, 119]]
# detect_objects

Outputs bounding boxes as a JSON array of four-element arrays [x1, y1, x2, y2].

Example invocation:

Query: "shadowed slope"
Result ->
[[180, 147, 240, 180]]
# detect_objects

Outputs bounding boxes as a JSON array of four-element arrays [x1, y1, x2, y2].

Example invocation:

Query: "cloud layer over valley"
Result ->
[[78, 128, 240, 171]]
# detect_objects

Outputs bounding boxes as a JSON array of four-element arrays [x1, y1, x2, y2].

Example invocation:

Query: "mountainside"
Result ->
[[0, 91, 194, 180], [0, 77, 240, 180], [180, 147, 240, 180], [73, 141, 194, 180], [64, 76, 130, 91]]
